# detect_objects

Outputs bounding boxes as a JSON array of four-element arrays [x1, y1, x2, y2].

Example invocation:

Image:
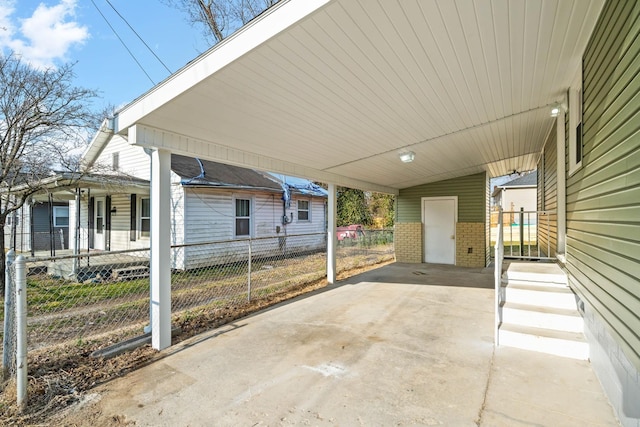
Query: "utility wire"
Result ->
[[104, 0, 173, 74], [90, 0, 156, 85]]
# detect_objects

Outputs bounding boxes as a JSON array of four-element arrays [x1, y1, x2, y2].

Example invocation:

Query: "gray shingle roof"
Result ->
[[171, 154, 282, 191], [501, 171, 537, 188]]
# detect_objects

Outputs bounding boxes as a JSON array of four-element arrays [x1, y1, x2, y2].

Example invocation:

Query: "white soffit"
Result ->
[[120, 0, 605, 190]]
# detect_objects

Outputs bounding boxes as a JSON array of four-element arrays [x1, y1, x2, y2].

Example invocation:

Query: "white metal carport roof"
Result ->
[[115, 0, 604, 193]]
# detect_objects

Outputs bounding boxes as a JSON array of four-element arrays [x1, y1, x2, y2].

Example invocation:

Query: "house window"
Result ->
[[112, 152, 119, 171], [140, 197, 150, 238], [53, 206, 69, 227], [235, 198, 250, 237], [297, 200, 310, 221], [569, 71, 583, 175]]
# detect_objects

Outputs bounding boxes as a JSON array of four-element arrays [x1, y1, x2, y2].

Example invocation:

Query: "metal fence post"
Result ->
[[247, 240, 252, 302], [3, 250, 15, 380], [519, 208, 524, 257], [15, 255, 27, 410]]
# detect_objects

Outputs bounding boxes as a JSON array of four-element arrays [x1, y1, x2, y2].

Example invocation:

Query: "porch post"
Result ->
[[556, 109, 567, 258], [327, 183, 337, 284], [150, 148, 171, 350]]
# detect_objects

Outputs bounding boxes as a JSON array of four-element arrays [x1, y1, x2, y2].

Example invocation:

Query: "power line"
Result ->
[[104, 0, 173, 75], [90, 0, 156, 85]]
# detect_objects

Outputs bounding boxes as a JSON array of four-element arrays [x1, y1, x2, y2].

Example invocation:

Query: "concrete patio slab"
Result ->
[[65, 263, 618, 426]]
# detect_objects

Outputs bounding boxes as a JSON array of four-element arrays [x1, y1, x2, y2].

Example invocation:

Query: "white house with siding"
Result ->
[[69, 133, 327, 269]]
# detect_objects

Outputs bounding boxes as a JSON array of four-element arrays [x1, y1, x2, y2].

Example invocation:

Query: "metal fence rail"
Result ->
[[490, 209, 556, 260], [1, 229, 394, 407]]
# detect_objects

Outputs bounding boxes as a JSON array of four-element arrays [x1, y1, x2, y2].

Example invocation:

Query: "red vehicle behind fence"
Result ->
[[336, 224, 365, 241]]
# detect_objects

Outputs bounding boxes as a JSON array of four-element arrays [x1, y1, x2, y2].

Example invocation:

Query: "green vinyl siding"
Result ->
[[397, 172, 487, 223], [568, 0, 640, 370], [537, 123, 558, 257]]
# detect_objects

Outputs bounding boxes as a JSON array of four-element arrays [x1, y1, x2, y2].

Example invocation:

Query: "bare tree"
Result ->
[[164, 0, 281, 44], [0, 53, 98, 291]]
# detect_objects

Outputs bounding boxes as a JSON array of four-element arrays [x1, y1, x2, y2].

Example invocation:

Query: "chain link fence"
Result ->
[[1, 230, 394, 385]]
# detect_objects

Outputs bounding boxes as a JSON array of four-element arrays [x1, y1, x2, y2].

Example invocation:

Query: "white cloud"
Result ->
[[0, 0, 88, 68]]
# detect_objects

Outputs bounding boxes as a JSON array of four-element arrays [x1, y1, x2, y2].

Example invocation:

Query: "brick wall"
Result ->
[[455, 222, 485, 267], [394, 222, 422, 263]]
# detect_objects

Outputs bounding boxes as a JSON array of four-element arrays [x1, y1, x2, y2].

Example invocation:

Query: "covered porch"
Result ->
[[104, 0, 605, 350]]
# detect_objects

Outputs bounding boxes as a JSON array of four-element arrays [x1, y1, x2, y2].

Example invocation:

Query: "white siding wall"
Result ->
[[184, 188, 234, 243], [94, 135, 151, 180], [181, 188, 326, 269]]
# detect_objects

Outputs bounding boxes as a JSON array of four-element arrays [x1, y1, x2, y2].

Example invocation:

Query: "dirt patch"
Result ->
[[0, 259, 392, 426]]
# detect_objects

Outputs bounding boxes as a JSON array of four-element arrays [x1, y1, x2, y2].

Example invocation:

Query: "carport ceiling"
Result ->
[[118, 0, 604, 192]]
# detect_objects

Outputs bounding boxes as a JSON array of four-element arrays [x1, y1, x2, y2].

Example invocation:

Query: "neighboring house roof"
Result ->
[[173, 154, 282, 191], [173, 155, 327, 197], [492, 171, 537, 197], [79, 129, 326, 197], [501, 171, 537, 188]]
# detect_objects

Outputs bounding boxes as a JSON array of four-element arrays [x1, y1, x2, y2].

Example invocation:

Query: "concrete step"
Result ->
[[503, 262, 567, 286], [501, 302, 584, 333], [498, 323, 589, 360], [501, 277, 569, 290], [502, 282, 578, 310]]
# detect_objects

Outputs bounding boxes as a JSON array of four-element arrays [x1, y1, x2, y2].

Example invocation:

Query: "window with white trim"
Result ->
[[53, 206, 69, 227], [235, 198, 251, 237], [569, 71, 583, 175], [297, 200, 310, 221], [140, 197, 150, 238]]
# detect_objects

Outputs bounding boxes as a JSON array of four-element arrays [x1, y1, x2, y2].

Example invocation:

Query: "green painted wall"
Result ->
[[537, 122, 558, 257], [569, 0, 640, 370], [397, 172, 487, 223]]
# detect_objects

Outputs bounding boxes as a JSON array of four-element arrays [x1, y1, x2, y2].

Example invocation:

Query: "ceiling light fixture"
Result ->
[[399, 151, 415, 163], [550, 97, 568, 117]]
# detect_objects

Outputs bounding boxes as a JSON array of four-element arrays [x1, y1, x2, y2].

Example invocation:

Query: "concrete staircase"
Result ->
[[498, 262, 589, 360]]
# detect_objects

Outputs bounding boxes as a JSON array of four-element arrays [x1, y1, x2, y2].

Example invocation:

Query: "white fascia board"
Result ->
[[80, 118, 115, 170], [129, 124, 398, 195], [116, 0, 331, 132]]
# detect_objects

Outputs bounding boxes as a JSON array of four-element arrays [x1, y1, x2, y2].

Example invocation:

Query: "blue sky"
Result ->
[[0, 0, 210, 110]]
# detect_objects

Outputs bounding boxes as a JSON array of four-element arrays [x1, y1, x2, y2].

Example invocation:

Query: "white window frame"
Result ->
[[297, 199, 311, 222], [139, 197, 151, 239], [569, 70, 583, 176], [53, 206, 69, 227], [112, 152, 120, 171], [234, 196, 252, 238]]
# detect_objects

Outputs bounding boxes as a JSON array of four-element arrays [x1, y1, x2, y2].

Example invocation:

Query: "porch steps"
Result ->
[[498, 262, 588, 360]]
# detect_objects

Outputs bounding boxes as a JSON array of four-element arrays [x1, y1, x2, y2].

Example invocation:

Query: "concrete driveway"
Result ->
[[69, 263, 617, 426]]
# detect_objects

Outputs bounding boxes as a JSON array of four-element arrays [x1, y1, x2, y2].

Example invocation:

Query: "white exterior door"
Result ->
[[422, 197, 457, 264], [94, 197, 106, 250]]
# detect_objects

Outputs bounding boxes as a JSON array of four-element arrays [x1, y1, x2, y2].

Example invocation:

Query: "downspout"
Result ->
[[30, 202, 34, 257], [48, 194, 54, 256], [11, 210, 17, 250], [73, 188, 81, 276]]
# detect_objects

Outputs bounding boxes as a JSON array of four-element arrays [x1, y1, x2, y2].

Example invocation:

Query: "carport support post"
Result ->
[[327, 183, 337, 284], [150, 148, 172, 350]]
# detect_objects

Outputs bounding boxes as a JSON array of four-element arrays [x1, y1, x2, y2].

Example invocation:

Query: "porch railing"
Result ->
[[492, 209, 557, 260]]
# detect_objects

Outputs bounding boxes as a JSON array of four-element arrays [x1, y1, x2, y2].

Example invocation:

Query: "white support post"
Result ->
[[327, 183, 337, 284], [150, 148, 172, 350], [15, 255, 27, 409], [556, 109, 567, 259]]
